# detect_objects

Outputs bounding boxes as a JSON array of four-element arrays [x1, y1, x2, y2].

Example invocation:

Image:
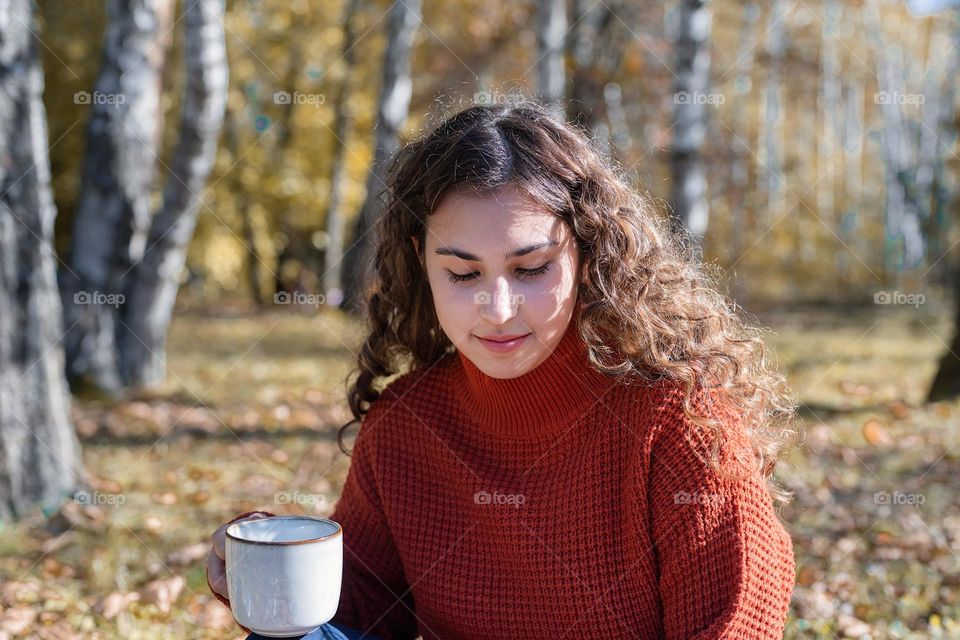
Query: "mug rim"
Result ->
[[225, 515, 343, 546]]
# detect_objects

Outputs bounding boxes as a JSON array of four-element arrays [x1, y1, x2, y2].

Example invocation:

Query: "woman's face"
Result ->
[[413, 183, 581, 379]]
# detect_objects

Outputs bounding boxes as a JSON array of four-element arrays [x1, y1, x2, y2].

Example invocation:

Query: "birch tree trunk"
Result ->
[[926, 12, 960, 402], [341, 0, 421, 313], [729, 3, 759, 265], [59, 0, 172, 393], [568, 0, 608, 133], [929, 214, 960, 401], [819, 0, 841, 236], [839, 81, 865, 276], [603, 82, 632, 158], [761, 0, 787, 227], [668, 0, 712, 247], [322, 0, 361, 309], [222, 105, 265, 307], [918, 18, 960, 285], [536, 0, 567, 114], [0, 0, 82, 522], [915, 29, 943, 209], [864, 2, 927, 274], [567, 0, 630, 151], [119, 0, 228, 387]]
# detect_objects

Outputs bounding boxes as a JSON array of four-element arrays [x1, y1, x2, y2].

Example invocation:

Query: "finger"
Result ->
[[212, 523, 228, 560], [213, 512, 269, 560], [206, 549, 229, 600]]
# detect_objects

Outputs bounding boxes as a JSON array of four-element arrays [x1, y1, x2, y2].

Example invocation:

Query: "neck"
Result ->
[[454, 322, 617, 438]]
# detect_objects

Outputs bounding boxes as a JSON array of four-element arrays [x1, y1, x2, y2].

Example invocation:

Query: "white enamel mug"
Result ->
[[225, 515, 343, 637]]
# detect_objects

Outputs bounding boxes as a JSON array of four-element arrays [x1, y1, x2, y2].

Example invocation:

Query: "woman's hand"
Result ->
[[206, 512, 273, 602]]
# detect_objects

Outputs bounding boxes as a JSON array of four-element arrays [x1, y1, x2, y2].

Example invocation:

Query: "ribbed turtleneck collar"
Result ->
[[454, 322, 617, 439]]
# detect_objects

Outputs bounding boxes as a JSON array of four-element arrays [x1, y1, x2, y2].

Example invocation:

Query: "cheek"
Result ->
[[427, 279, 475, 324], [558, 253, 581, 296], [521, 261, 576, 301], [513, 282, 557, 308], [435, 281, 481, 306]]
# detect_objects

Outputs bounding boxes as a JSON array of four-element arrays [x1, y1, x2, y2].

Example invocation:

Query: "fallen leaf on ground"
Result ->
[[0, 606, 37, 634], [139, 576, 185, 614], [94, 591, 140, 620], [862, 419, 894, 447]]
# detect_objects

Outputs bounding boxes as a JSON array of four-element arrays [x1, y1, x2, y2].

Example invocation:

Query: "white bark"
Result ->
[[59, 0, 172, 392], [323, 0, 361, 309], [603, 82, 632, 157], [839, 81, 864, 275], [819, 0, 842, 229], [761, 0, 787, 225], [669, 0, 712, 245], [0, 0, 82, 521], [568, 0, 635, 157], [864, 2, 927, 272], [342, 0, 421, 311], [536, 0, 567, 114], [119, 0, 228, 386], [729, 3, 760, 264]]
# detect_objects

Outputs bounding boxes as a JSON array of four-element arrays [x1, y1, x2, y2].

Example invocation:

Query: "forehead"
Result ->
[[426, 184, 563, 247]]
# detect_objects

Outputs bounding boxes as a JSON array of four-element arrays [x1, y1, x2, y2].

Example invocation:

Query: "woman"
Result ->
[[206, 101, 800, 640]]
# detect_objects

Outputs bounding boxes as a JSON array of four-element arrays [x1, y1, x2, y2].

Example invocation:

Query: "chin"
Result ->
[[476, 348, 542, 379], [480, 366, 527, 380]]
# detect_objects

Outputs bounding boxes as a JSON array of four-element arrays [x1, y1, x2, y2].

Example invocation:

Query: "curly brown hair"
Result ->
[[338, 100, 800, 504]]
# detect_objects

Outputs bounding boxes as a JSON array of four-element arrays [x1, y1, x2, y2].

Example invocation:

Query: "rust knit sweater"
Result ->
[[209, 322, 796, 639]]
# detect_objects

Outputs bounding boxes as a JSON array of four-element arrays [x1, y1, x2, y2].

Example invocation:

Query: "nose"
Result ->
[[478, 277, 518, 324]]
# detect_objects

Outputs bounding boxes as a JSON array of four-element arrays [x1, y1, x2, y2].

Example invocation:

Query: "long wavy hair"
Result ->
[[338, 100, 800, 504]]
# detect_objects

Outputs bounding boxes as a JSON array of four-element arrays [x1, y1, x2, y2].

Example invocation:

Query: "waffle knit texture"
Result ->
[[208, 322, 796, 639]]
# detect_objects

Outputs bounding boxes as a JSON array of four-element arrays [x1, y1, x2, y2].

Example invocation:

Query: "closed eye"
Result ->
[[517, 263, 550, 279], [446, 263, 551, 284]]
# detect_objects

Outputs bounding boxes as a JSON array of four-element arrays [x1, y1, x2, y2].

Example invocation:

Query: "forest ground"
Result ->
[[0, 303, 957, 639]]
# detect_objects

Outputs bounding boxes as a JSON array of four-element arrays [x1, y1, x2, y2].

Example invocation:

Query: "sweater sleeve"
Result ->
[[648, 386, 796, 639], [327, 402, 420, 640]]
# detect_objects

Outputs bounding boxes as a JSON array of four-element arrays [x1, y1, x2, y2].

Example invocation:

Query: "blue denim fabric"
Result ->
[[246, 621, 383, 640]]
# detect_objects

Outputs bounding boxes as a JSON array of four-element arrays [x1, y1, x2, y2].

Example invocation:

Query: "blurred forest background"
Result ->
[[1, 0, 960, 638], [39, 0, 960, 305]]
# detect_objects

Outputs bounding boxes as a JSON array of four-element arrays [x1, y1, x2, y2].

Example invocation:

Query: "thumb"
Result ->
[[214, 511, 270, 559], [206, 547, 229, 601]]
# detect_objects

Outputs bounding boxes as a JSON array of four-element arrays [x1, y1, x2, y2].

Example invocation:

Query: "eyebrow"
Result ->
[[434, 240, 560, 262]]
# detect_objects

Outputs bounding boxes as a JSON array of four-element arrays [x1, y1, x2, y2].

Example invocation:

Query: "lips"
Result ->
[[475, 333, 531, 354], [477, 334, 529, 342]]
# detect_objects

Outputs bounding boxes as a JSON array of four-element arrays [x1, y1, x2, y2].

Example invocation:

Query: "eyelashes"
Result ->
[[446, 263, 551, 284]]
